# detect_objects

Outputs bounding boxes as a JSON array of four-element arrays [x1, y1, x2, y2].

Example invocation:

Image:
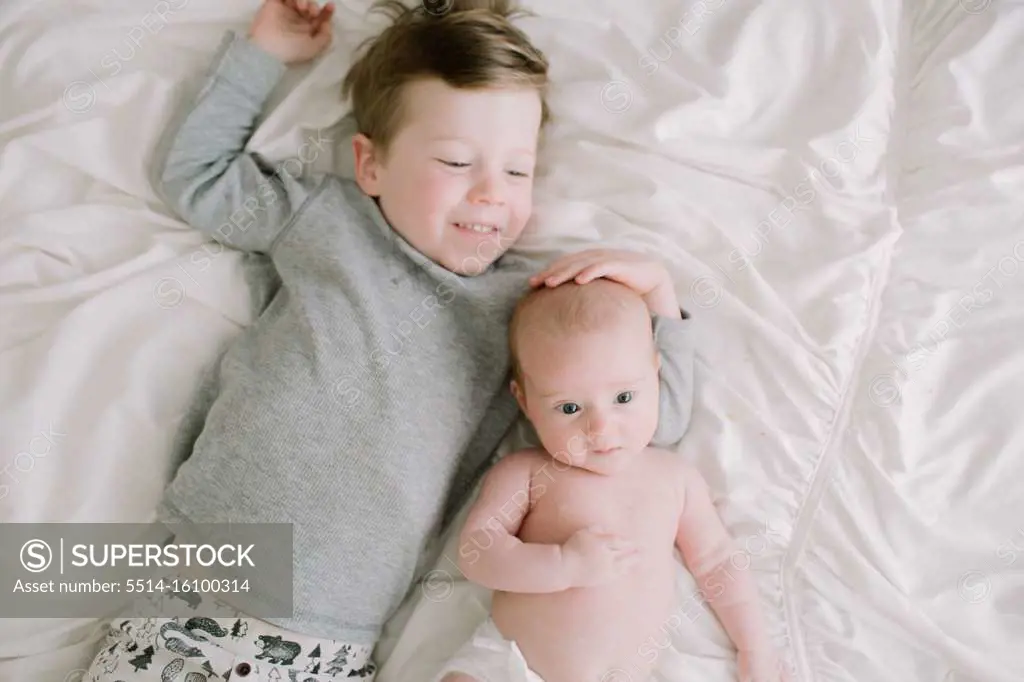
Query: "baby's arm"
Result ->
[[675, 464, 782, 677], [155, 7, 331, 255], [456, 451, 569, 593], [650, 309, 695, 447], [456, 451, 637, 593]]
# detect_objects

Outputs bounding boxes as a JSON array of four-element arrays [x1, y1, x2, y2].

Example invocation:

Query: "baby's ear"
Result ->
[[510, 378, 527, 412]]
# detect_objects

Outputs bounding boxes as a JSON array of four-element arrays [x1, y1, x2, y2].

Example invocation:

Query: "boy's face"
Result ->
[[353, 78, 543, 275], [512, 323, 661, 476]]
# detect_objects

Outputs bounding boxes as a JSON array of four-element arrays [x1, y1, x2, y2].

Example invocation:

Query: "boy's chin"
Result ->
[[437, 251, 503, 276]]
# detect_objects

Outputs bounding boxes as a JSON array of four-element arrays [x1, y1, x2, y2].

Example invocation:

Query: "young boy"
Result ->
[[83, 0, 695, 679], [437, 281, 786, 682]]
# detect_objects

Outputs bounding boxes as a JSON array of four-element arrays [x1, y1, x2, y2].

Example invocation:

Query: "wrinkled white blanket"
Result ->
[[1, 1, 1022, 681]]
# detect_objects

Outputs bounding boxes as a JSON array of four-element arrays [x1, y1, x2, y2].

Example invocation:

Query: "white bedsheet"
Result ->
[[1, 1, 1022, 681]]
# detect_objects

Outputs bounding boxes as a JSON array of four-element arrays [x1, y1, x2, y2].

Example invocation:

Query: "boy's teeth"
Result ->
[[458, 223, 496, 233]]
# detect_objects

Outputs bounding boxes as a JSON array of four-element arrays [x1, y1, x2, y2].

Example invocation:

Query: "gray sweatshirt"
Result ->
[[153, 31, 696, 643]]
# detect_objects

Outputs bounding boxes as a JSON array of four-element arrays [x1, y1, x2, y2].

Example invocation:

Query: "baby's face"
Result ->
[[514, 323, 661, 476], [354, 78, 542, 275]]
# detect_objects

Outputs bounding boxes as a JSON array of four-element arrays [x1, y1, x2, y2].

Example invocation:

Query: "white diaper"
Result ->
[[435, 617, 544, 682]]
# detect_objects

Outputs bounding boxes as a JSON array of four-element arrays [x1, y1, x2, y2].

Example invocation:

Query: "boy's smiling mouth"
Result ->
[[453, 221, 500, 234]]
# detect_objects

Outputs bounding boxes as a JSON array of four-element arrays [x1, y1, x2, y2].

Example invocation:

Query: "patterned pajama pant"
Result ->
[[83, 579, 376, 682]]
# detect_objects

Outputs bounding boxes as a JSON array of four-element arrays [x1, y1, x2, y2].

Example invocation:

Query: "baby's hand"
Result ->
[[248, 0, 335, 65], [529, 249, 681, 318], [560, 526, 641, 588], [738, 649, 791, 682]]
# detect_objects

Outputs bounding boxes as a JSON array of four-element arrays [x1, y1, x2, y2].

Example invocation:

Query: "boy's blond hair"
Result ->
[[342, 0, 550, 158]]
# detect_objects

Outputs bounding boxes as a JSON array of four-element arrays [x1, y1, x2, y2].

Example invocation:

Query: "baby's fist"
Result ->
[[560, 526, 640, 588], [249, 0, 335, 65], [738, 649, 792, 682]]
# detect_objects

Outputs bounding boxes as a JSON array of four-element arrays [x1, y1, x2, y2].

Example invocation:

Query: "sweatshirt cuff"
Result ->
[[652, 309, 694, 354], [208, 30, 288, 105]]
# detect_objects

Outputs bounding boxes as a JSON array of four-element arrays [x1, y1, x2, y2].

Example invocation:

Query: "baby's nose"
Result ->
[[585, 416, 612, 444]]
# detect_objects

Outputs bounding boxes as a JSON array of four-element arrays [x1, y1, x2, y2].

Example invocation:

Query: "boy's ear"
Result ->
[[352, 133, 382, 197]]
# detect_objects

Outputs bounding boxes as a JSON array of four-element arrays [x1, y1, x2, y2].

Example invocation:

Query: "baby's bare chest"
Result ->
[[520, 458, 680, 547]]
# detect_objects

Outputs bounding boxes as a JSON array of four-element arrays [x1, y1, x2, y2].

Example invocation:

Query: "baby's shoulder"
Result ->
[[502, 447, 550, 469], [643, 447, 701, 494], [643, 446, 688, 470], [491, 448, 549, 477]]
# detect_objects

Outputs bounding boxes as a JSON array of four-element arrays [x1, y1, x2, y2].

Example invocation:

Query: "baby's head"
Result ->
[[509, 280, 662, 475], [343, 0, 549, 276]]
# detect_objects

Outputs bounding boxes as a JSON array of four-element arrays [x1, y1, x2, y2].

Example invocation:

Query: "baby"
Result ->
[[438, 280, 787, 682]]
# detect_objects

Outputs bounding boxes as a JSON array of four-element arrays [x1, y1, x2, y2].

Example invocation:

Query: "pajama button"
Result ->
[[234, 662, 252, 677]]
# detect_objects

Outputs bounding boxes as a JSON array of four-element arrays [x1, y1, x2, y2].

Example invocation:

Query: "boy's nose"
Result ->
[[468, 172, 505, 205]]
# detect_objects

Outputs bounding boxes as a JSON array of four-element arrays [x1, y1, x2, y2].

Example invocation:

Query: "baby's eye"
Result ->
[[507, 170, 530, 178], [559, 403, 581, 415], [438, 159, 470, 168], [615, 391, 634, 404]]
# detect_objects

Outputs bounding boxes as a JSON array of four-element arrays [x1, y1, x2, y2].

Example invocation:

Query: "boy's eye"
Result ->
[[507, 170, 530, 178], [559, 403, 581, 415], [615, 391, 634, 404], [438, 159, 470, 168]]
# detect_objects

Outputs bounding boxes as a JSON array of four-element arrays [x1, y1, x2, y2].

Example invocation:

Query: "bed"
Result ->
[[1, 0, 1022, 680]]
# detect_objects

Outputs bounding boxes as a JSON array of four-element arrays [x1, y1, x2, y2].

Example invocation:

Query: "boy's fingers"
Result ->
[[312, 13, 330, 37], [542, 256, 605, 284], [551, 259, 612, 285], [530, 264, 572, 284], [531, 252, 620, 286], [314, 3, 334, 32], [529, 252, 590, 280], [574, 263, 616, 284], [536, 251, 592, 274], [536, 267, 575, 286]]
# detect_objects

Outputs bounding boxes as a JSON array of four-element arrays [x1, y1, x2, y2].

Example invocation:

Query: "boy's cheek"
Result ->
[[421, 167, 465, 201], [515, 200, 534, 236], [387, 166, 449, 211]]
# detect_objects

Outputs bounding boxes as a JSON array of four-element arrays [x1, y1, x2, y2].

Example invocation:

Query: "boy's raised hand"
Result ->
[[529, 249, 682, 318], [249, 0, 335, 65]]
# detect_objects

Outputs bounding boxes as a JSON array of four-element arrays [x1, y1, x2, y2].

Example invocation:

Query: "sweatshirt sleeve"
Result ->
[[155, 31, 325, 255], [650, 309, 696, 448]]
